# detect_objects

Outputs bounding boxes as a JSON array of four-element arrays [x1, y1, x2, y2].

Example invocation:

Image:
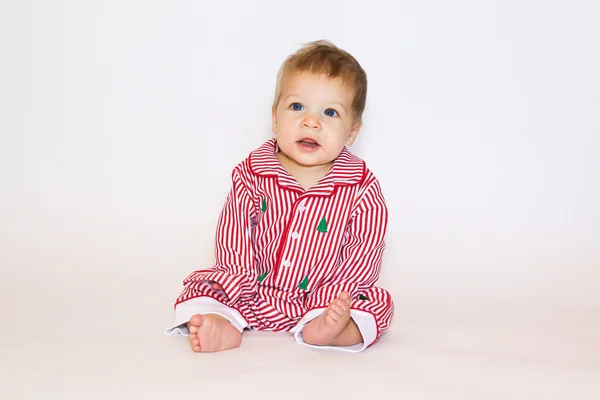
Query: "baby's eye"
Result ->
[[324, 108, 338, 117], [291, 103, 304, 111]]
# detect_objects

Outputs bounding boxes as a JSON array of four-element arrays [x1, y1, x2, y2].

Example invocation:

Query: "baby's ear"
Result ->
[[346, 121, 363, 146], [271, 107, 278, 132]]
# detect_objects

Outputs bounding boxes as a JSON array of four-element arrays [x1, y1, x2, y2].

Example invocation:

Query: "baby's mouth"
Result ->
[[298, 138, 319, 147]]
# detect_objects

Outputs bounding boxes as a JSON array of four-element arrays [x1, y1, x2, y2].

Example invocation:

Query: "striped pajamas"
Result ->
[[166, 139, 394, 351]]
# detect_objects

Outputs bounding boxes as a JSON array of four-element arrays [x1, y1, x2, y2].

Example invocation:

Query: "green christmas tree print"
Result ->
[[261, 198, 267, 212], [359, 294, 370, 301], [317, 217, 328, 233], [257, 271, 268, 282], [298, 275, 309, 290]]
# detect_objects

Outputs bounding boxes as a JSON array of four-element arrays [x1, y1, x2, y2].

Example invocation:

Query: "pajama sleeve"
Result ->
[[293, 178, 394, 348], [179, 168, 257, 305]]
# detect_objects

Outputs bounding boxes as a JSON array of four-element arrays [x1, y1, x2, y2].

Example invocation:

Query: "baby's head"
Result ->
[[271, 40, 368, 169]]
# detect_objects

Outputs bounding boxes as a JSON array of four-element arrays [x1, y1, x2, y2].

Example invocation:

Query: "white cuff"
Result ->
[[290, 308, 377, 353], [165, 296, 249, 336]]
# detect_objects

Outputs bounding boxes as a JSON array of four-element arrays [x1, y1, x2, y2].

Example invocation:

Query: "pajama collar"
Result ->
[[249, 138, 366, 195]]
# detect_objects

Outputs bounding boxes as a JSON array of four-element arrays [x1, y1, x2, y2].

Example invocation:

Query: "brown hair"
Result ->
[[273, 40, 368, 123]]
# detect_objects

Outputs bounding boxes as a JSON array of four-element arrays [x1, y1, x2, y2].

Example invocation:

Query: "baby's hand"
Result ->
[[210, 281, 224, 292]]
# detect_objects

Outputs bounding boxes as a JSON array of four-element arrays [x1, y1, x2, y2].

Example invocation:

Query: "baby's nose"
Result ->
[[302, 114, 321, 129]]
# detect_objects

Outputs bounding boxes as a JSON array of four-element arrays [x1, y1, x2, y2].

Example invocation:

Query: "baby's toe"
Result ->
[[335, 298, 349, 311], [331, 304, 345, 316], [327, 308, 340, 322], [325, 313, 337, 325], [190, 314, 203, 327]]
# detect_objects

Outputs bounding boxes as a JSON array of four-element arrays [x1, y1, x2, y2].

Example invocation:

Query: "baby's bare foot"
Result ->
[[301, 292, 352, 346], [186, 314, 242, 352]]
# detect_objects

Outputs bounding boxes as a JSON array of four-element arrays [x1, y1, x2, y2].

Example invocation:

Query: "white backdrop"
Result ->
[[1, 0, 599, 374]]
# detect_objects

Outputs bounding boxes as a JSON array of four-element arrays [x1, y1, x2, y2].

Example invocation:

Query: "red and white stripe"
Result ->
[[175, 139, 394, 344]]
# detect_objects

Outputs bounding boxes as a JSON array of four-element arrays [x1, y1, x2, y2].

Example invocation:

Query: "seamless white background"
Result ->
[[1, 1, 599, 398]]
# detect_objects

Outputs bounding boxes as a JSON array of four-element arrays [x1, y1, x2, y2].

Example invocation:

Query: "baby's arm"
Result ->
[[180, 168, 257, 304]]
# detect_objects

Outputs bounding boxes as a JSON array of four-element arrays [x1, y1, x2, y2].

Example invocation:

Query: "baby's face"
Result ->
[[272, 72, 362, 169]]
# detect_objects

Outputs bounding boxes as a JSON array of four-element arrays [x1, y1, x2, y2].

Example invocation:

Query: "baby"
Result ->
[[166, 40, 394, 353]]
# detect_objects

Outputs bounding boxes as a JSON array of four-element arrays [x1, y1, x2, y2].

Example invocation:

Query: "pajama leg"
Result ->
[[290, 286, 394, 353], [165, 281, 250, 336], [165, 296, 250, 335]]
